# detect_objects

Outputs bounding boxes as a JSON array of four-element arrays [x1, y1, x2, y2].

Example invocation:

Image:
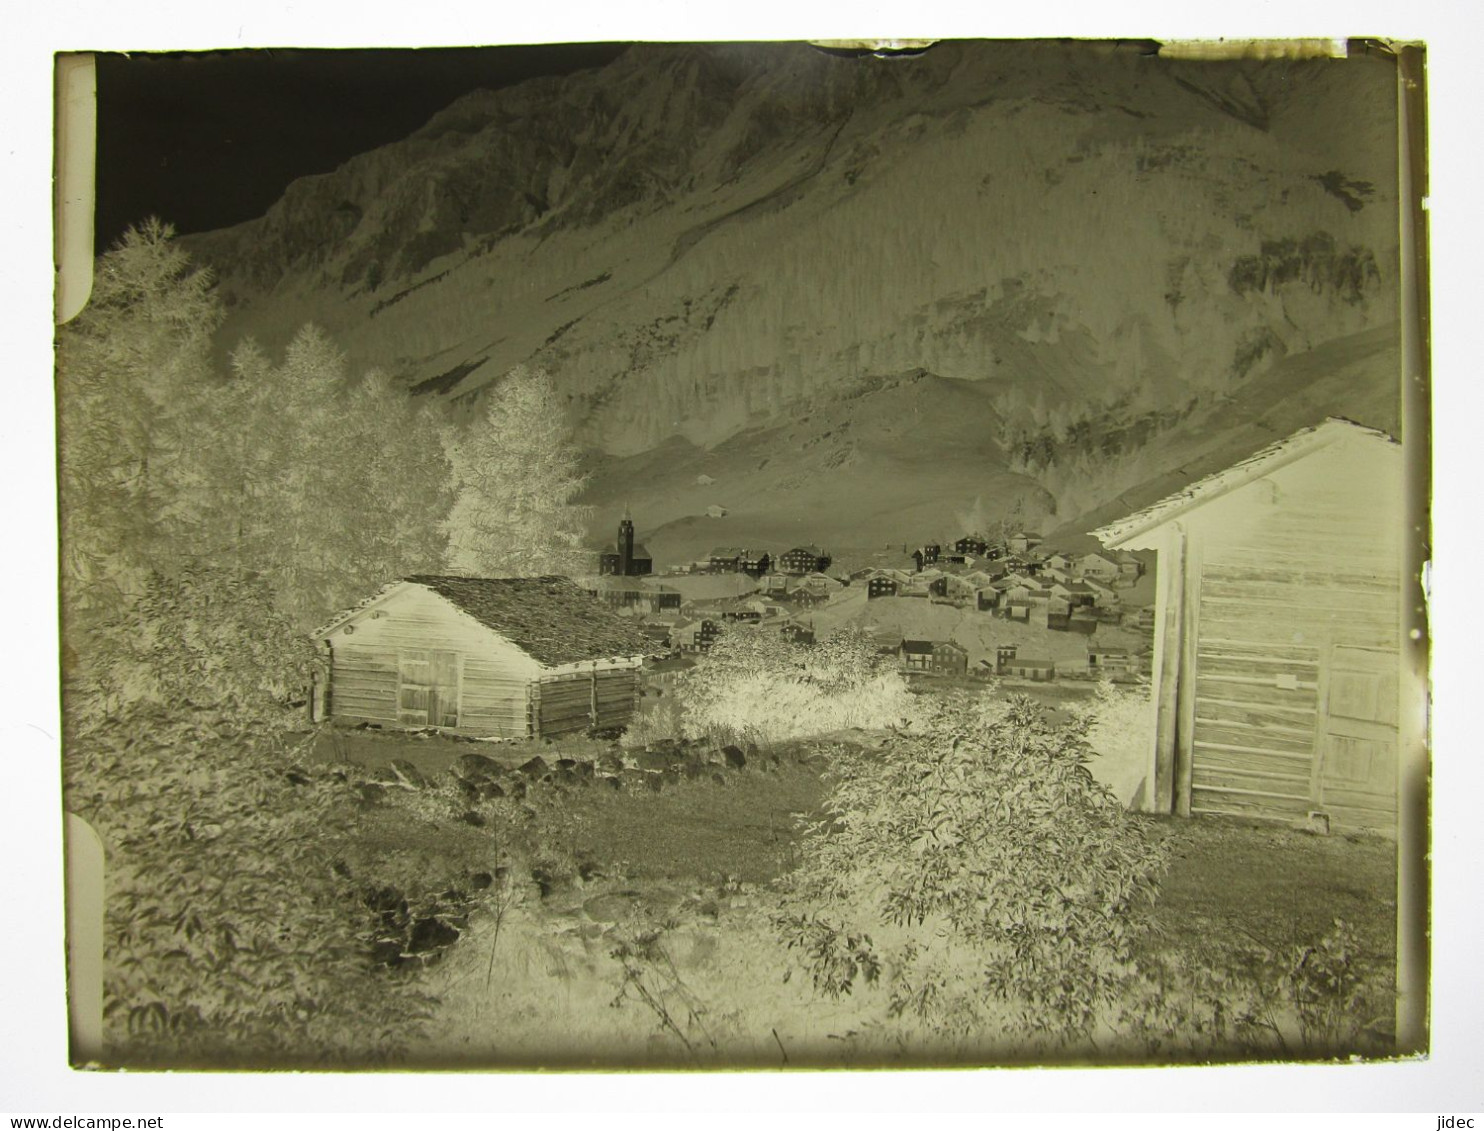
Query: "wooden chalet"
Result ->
[[1092, 419, 1407, 834], [780, 545, 832, 574], [898, 639, 934, 672], [707, 547, 745, 573], [1003, 657, 1056, 681], [954, 535, 989, 556], [671, 617, 725, 653], [311, 576, 656, 739], [1006, 531, 1043, 556], [1087, 646, 1135, 676], [867, 576, 899, 600], [931, 640, 969, 676]]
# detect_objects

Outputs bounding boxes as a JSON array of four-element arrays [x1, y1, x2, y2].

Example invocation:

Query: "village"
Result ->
[[581, 512, 1153, 687]]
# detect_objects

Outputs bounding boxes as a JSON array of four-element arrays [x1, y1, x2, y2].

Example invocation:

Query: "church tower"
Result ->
[[618, 508, 635, 577]]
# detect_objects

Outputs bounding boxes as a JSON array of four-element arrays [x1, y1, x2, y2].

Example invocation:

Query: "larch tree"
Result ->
[[221, 325, 453, 629], [56, 218, 224, 632], [443, 366, 592, 578]]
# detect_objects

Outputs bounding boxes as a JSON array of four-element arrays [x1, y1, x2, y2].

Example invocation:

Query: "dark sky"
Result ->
[[93, 44, 630, 250]]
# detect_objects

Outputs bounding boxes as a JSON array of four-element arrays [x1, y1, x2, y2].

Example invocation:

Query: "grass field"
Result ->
[[319, 719, 1399, 1065]]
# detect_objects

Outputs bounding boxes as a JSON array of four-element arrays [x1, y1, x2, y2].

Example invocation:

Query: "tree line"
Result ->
[[55, 220, 595, 1064]]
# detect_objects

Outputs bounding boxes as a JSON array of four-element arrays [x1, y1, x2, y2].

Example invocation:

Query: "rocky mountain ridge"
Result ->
[[178, 40, 1404, 557]]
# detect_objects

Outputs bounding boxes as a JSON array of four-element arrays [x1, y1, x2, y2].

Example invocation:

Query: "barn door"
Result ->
[[1315, 645, 1399, 833], [397, 649, 461, 728]]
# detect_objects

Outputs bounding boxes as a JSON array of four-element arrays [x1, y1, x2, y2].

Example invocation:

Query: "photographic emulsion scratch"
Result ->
[[54, 37, 1429, 1071]]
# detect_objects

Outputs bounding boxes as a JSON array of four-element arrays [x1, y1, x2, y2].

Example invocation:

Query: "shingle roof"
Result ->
[[900, 639, 935, 655], [406, 575, 656, 666], [1092, 418, 1399, 547]]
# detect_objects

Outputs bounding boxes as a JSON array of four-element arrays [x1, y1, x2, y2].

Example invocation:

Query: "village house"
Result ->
[[953, 535, 989, 556], [738, 549, 772, 577], [931, 640, 970, 676], [707, 547, 746, 572], [867, 576, 899, 600], [583, 576, 683, 614], [596, 513, 654, 577], [1087, 645, 1135, 677], [1092, 419, 1409, 834], [910, 543, 942, 571], [672, 617, 725, 654], [1003, 656, 1056, 681], [1068, 608, 1100, 635], [780, 545, 832, 574], [311, 576, 657, 739], [780, 620, 816, 646], [898, 639, 935, 672], [994, 644, 1020, 675], [1006, 531, 1043, 556], [1074, 551, 1124, 583], [705, 504, 728, 518]]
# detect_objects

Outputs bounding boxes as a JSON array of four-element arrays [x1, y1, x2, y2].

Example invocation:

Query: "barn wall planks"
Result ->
[[320, 582, 641, 738], [1108, 430, 1405, 835], [1176, 435, 1404, 833]]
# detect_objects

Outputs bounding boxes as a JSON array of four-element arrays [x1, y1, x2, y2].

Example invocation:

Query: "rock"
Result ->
[[389, 758, 429, 788], [460, 810, 487, 827], [683, 761, 707, 780], [645, 772, 664, 792], [518, 756, 550, 778], [456, 753, 503, 779], [467, 871, 494, 890], [407, 917, 460, 954], [597, 774, 623, 790], [711, 772, 727, 786], [284, 768, 312, 786], [584, 891, 640, 922], [356, 782, 386, 804], [722, 745, 747, 769], [453, 777, 481, 802], [577, 859, 604, 882], [478, 780, 506, 801]]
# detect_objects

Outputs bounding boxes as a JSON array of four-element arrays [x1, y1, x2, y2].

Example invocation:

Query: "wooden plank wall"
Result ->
[[538, 668, 640, 736], [324, 584, 539, 737], [1182, 438, 1403, 833]]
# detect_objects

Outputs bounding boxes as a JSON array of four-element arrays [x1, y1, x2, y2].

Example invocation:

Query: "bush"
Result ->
[[64, 568, 436, 1066], [777, 695, 1167, 1049], [676, 627, 922, 747], [68, 706, 436, 1066]]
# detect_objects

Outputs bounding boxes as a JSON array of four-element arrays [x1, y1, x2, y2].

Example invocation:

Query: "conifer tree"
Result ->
[[56, 218, 224, 628], [443, 366, 591, 578]]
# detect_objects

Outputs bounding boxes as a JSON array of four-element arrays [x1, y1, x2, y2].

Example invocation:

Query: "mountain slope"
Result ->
[[177, 41, 1405, 561]]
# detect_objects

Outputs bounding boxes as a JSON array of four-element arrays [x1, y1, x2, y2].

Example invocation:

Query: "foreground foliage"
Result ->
[[777, 695, 1168, 1047], [674, 626, 923, 747]]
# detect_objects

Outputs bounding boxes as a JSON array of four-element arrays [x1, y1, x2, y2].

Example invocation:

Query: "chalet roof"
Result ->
[[900, 639, 936, 655], [1009, 658, 1056, 671], [1092, 418, 1400, 548], [404, 576, 655, 666], [785, 544, 825, 556], [935, 640, 968, 652], [708, 546, 745, 558]]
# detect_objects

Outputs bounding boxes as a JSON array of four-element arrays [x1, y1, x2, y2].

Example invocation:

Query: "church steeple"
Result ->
[[618, 509, 635, 576]]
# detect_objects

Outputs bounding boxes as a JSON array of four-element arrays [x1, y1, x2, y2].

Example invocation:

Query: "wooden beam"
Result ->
[[1175, 527, 1202, 818], [1151, 523, 1186, 814]]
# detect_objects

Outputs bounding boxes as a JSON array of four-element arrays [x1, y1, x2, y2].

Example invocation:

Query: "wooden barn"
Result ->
[[1092, 420, 1408, 834], [311, 576, 657, 739]]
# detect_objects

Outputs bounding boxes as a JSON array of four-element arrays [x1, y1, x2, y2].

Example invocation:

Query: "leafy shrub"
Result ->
[[64, 568, 436, 1066], [676, 626, 922, 747], [777, 695, 1167, 1048], [68, 706, 436, 1066]]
